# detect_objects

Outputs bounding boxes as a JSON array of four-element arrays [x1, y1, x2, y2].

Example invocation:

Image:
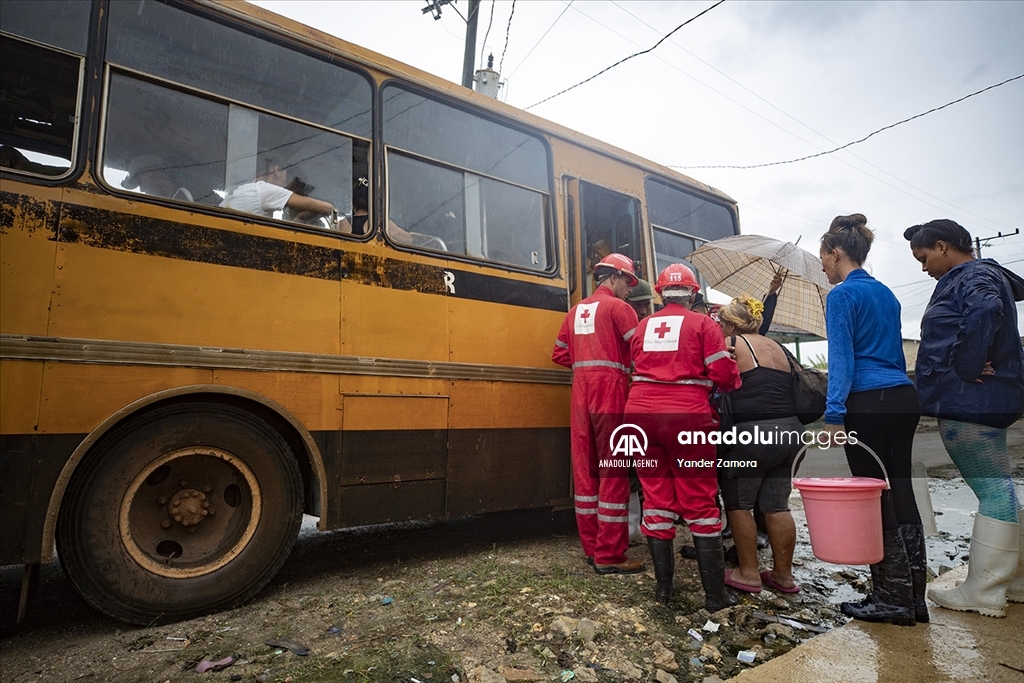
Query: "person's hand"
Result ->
[[821, 422, 846, 448], [769, 271, 785, 295], [972, 361, 996, 383]]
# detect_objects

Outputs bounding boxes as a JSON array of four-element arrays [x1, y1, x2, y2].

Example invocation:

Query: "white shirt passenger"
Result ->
[[220, 181, 293, 217]]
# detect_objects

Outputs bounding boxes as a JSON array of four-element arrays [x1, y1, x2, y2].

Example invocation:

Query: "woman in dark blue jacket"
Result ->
[[905, 219, 1024, 617]]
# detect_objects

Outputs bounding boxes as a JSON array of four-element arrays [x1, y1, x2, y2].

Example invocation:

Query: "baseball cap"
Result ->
[[627, 279, 654, 302]]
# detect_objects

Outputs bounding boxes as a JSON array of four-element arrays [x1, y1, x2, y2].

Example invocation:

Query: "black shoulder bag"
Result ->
[[778, 343, 827, 424]]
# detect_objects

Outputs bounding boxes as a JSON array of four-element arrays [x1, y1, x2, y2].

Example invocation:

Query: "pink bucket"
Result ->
[[792, 443, 889, 565]]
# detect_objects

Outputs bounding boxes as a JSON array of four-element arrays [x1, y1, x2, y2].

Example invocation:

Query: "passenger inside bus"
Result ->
[[121, 154, 194, 202], [337, 176, 369, 235], [221, 156, 336, 222]]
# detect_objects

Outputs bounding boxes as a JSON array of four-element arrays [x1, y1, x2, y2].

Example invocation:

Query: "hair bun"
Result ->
[[903, 225, 922, 241], [830, 213, 867, 233]]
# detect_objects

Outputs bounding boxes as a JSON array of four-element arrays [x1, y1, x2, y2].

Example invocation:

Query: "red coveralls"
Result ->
[[625, 302, 741, 540], [552, 286, 639, 564]]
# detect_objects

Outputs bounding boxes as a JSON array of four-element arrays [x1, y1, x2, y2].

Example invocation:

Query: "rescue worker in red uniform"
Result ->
[[552, 253, 644, 574], [626, 264, 741, 609]]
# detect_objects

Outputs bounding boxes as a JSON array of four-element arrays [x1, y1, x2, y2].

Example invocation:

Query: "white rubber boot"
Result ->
[[929, 514, 1019, 617], [1005, 509, 1024, 603]]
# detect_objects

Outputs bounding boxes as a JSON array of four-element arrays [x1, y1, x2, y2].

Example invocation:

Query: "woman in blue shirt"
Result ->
[[905, 219, 1023, 617], [820, 214, 924, 626]]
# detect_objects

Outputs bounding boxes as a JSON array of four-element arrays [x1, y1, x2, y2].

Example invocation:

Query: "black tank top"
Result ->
[[728, 336, 797, 424]]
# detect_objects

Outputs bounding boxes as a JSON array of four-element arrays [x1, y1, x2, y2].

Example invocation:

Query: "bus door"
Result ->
[[564, 178, 643, 301]]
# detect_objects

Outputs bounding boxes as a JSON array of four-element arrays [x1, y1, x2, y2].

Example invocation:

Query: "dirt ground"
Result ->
[[2, 422, 1022, 683]]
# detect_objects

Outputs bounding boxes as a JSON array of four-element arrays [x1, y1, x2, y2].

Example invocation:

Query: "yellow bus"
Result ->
[[0, 0, 740, 625]]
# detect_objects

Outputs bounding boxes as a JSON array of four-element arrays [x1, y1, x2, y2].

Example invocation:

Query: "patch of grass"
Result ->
[[278, 637, 459, 683]]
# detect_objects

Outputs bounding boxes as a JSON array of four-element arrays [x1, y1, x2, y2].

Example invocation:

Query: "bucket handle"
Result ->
[[791, 440, 890, 490]]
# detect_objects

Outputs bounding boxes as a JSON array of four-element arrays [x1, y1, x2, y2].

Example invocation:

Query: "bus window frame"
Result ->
[[377, 78, 559, 277], [383, 145, 553, 270], [650, 224, 716, 291], [0, 32, 87, 185], [644, 175, 739, 242], [644, 174, 739, 289], [575, 179, 645, 297], [95, 65, 376, 243], [103, 0, 375, 141]]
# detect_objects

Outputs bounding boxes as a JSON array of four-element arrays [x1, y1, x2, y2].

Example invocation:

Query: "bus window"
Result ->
[[0, 0, 90, 55], [645, 176, 738, 283], [103, 75, 228, 205], [383, 84, 552, 270], [653, 228, 705, 285], [102, 73, 358, 231], [221, 107, 351, 226], [577, 181, 640, 296], [0, 36, 81, 177], [386, 151, 548, 267], [106, 0, 372, 139]]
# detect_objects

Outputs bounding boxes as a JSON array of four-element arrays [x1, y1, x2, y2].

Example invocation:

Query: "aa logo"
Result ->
[[609, 424, 648, 458]]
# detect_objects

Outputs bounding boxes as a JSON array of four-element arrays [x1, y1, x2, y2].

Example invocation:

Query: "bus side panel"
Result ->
[[446, 427, 569, 516], [49, 191, 343, 354], [447, 296, 565, 368], [332, 394, 448, 527], [0, 359, 49, 565], [0, 432, 83, 565], [38, 364, 213, 434], [446, 381, 570, 516], [0, 184, 60, 338], [341, 281, 448, 361]]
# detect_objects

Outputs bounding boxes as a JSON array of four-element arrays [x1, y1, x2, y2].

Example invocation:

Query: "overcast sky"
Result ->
[[251, 0, 1023, 343]]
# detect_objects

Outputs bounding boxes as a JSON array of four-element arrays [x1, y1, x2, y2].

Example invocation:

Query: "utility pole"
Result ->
[[421, 0, 480, 90], [461, 0, 481, 89], [974, 228, 1020, 257]]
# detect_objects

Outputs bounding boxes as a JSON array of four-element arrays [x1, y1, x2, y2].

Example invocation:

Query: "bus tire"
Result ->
[[56, 402, 303, 625]]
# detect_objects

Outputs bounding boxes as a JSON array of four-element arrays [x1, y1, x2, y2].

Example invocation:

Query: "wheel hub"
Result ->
[[119, 447, 262, 578], [166, 488, 214, 529]]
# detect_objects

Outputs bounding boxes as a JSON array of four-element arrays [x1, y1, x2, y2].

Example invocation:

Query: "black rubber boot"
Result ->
[[693, 535, 738, 612], [840, 528, 915, 626], [846, 563, 879, 610], [647, 537, 675, 605], [900, 524, 930, 623]]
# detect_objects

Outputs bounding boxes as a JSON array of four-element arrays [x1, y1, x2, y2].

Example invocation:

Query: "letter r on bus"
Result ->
[[443, 270, 455, 294]]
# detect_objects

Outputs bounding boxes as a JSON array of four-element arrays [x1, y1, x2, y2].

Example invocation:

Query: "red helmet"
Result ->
[[655, 263, 700, 294], [594, 253, 639, 286]]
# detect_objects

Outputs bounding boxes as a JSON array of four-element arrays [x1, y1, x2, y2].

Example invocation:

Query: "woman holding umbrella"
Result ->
[[819, 213, 925, 627], [904, 219, 1024, 617]]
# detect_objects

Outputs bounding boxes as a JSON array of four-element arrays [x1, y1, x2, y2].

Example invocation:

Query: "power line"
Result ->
[[558, 0, 978, 230], [524, 0, 725, 111], [505, 0, 574, 79], [479, 0, 496, 65], [498, 0, 517, 74], [889, 279, 935, 291], [674, 74, 1024, 170], [608, 1, 1015, 234]]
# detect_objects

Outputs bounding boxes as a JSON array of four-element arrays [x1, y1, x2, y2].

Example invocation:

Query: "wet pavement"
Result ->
[[731, 425, 1024, 682], [731, 563, 1024, 683]]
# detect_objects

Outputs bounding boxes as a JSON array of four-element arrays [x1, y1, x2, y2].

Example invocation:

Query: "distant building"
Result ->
[[903, 339, 920, 378]]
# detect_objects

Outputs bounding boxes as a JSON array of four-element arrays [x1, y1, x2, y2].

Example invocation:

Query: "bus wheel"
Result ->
[[56, 402, 303, 625]]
